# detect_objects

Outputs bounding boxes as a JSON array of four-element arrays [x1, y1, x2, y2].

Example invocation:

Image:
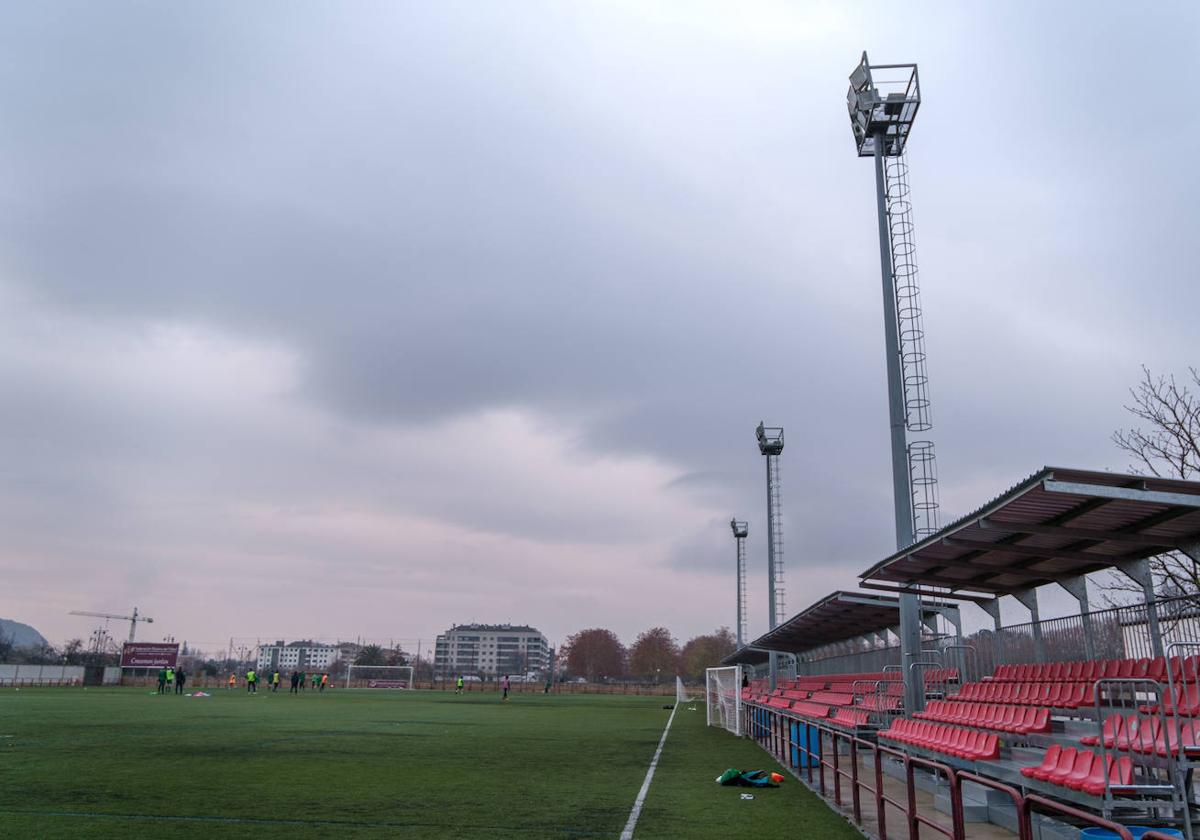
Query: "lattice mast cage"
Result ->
[[847, 52, 940, 543], [730, 519, 749, 648]]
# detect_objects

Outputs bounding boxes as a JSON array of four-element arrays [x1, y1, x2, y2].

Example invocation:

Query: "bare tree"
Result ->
[[1110, 365, 1200, 598]]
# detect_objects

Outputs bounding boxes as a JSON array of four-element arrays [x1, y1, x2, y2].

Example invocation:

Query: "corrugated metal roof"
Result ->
[[745, 590, 957, 655], [859, 467, 1200, 595]]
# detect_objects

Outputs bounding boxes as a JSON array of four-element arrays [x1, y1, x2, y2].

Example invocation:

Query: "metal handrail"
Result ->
[[955, 771, 1029, 840], [1020, 793, 1133, 840]]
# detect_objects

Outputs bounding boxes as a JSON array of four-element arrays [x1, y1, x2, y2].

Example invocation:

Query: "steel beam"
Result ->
[[1011, 587, 1045, 662], [941, 536, 1135, 566], [1042, 480, 1200, 508], [978, 518, 1178, 549]]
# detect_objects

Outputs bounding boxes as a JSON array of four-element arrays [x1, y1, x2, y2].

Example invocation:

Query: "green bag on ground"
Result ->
[[715, 768, 779, 788]]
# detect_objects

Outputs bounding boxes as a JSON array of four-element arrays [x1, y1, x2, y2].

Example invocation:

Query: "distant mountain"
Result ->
[[0, 618, 49, 650]]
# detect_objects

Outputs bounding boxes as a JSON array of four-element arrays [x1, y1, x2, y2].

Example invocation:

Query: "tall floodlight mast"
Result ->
[[730, 519, 749, 648], [756, 422, 785, 690], [847, 52, 942, 713]]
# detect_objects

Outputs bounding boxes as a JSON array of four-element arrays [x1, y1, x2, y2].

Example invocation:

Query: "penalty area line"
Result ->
[[618, 702, 678, 840]]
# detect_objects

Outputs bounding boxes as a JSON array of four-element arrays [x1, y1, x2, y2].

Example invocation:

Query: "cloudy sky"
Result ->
[[2, 1, 1197, 655]]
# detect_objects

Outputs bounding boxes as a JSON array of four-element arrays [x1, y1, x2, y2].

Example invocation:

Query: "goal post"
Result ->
[[705, 665, 742, 737], [345, 664, 415, 689], [675, 676, 694, 705]]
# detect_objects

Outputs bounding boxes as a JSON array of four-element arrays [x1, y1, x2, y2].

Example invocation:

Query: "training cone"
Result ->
[[770, 772, 784, 784]]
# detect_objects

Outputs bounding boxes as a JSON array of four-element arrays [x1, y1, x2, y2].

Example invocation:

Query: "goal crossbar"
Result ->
[[345, 664, 415, 689]]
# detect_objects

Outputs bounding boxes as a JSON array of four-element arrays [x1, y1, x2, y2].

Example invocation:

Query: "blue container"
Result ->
[[1080, 827, 1183, 839], [789, 721, 821, 768]]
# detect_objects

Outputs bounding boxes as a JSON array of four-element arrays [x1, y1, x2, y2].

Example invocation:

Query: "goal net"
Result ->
[[675, 676, 694, 705], [706, 666, 742, 736], [345, 665, 415, 689]]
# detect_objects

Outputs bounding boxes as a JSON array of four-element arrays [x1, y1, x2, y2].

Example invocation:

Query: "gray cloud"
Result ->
[[1, 1, 1197, 647]]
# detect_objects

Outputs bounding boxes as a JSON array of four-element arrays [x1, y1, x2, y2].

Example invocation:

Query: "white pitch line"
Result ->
[[619, 703, 678, 840]]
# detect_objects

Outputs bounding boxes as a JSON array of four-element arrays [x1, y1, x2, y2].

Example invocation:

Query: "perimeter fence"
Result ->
[[795, 595, 1200, 679]]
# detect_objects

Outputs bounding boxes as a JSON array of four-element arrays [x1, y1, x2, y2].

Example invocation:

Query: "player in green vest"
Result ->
[[157, 668, 167, 694], [311, 672, 319, 690], [455, 676, 464, 695], [246, 669, 257, 693]]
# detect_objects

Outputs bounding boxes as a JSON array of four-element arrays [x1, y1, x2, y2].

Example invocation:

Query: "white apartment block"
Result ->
[[256, 640, 337, 673], [434, 624, 549, 678]]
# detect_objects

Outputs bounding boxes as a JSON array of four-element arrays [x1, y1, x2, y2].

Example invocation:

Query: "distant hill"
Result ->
[[0, 618, 49, 650]]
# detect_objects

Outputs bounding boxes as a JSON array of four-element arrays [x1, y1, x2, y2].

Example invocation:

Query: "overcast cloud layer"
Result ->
[[2, 1, 1198, 653]]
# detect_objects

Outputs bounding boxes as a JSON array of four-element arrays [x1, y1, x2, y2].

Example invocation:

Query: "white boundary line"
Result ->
[[618, 703, 678, 840]]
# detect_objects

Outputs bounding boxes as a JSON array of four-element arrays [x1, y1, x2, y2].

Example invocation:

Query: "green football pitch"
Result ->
[[0, 687, 860, 839]]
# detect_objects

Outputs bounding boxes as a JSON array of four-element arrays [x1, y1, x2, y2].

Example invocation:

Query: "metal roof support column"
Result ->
[[1115, 558, 1164, 658], [1058, 575, 1096, 661], [1012, 587, 1046, 663], [938, 606, 966, 678]]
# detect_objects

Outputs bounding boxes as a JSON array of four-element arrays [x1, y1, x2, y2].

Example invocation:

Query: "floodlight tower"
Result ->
[[756, 422, 786, 689], [730, 519, 749, 648], [847, 52, 942, 713]]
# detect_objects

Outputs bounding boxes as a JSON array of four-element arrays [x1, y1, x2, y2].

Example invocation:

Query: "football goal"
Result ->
[[675, 676, 694, 705], [345, 664, 415, 689], [705, 666, 742, 736]]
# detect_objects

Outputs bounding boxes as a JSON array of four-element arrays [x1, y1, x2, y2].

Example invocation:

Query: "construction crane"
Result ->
[[68, 607, 154, 643]]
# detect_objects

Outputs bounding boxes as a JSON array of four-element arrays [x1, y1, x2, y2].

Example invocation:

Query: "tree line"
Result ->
[[560, 626, 735, 682]]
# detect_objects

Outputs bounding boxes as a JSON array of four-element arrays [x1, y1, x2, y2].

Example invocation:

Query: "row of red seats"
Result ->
[[956, 681, 1096, 709], [1083, 714, 1200, 759], [880, 719, 999, 760], [809, 691, 854, 706], [1020, 745, 1132, 796], [923, 668, 960, 683], [859, 695, 901, 712], [829, 708, 871, 728], [993, 656, 1199, 684], [916, 700, 1049, 735], [791, 701, 831, 719], [1141, 682, 1200, 717]]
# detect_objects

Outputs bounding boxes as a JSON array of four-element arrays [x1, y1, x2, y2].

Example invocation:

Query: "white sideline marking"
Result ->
[[618, 703, 678, 840]]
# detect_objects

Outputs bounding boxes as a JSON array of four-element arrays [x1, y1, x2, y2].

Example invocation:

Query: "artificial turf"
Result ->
[[0, 686, 860, 839]]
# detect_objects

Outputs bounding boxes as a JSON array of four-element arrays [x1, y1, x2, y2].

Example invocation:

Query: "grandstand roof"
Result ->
[[745, 590, 957, 655], [859, 467, 1200, 596], [721, 646, 770, 667]]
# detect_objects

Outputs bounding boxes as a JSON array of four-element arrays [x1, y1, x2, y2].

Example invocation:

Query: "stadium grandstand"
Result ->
[[722, 466, 1200, 839]]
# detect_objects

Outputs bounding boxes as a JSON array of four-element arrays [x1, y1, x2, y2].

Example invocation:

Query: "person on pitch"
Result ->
[[157, 668, 167, 695], [455, 675, 464, 695], [165, 666, 175, 692], [290, 670, 300, 694], [299, 670, 307, 691], [175, 667, 187, 695], [246, 668, 257, 693], [311, 672, 320, 691], [228, 672, 236, 690], [501, 674, 510, 701], [320, 673, 328, 692], [272, 670, 281, 693]]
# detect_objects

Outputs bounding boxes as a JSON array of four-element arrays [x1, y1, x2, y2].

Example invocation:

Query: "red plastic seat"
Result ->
[[1060, 749, 1096, 791], [1114, 715, 1141, 751], [1131, 716, 1163, 754], [1081, 755, 1133, 796], [1081, 714, 1123, 747], [1021, 743, 1061, 778], [1044, 747, 1079, 784]]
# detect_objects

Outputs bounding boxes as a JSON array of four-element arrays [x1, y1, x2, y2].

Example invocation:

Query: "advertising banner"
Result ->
[[120, 642, 179, 668]]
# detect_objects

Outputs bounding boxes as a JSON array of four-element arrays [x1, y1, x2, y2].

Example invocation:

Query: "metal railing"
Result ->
[[794, 595, 1200, 679], [739, 698, 1188, 840]]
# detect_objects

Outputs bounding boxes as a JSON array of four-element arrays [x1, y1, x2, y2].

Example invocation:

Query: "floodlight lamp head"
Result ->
[[731, 519, 749, 539], [756, 422, 784, 455], [847, 51, 920, 158]]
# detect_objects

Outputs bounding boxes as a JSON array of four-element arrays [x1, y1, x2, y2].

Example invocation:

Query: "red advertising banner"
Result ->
[[120, 642, 179, 668]]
